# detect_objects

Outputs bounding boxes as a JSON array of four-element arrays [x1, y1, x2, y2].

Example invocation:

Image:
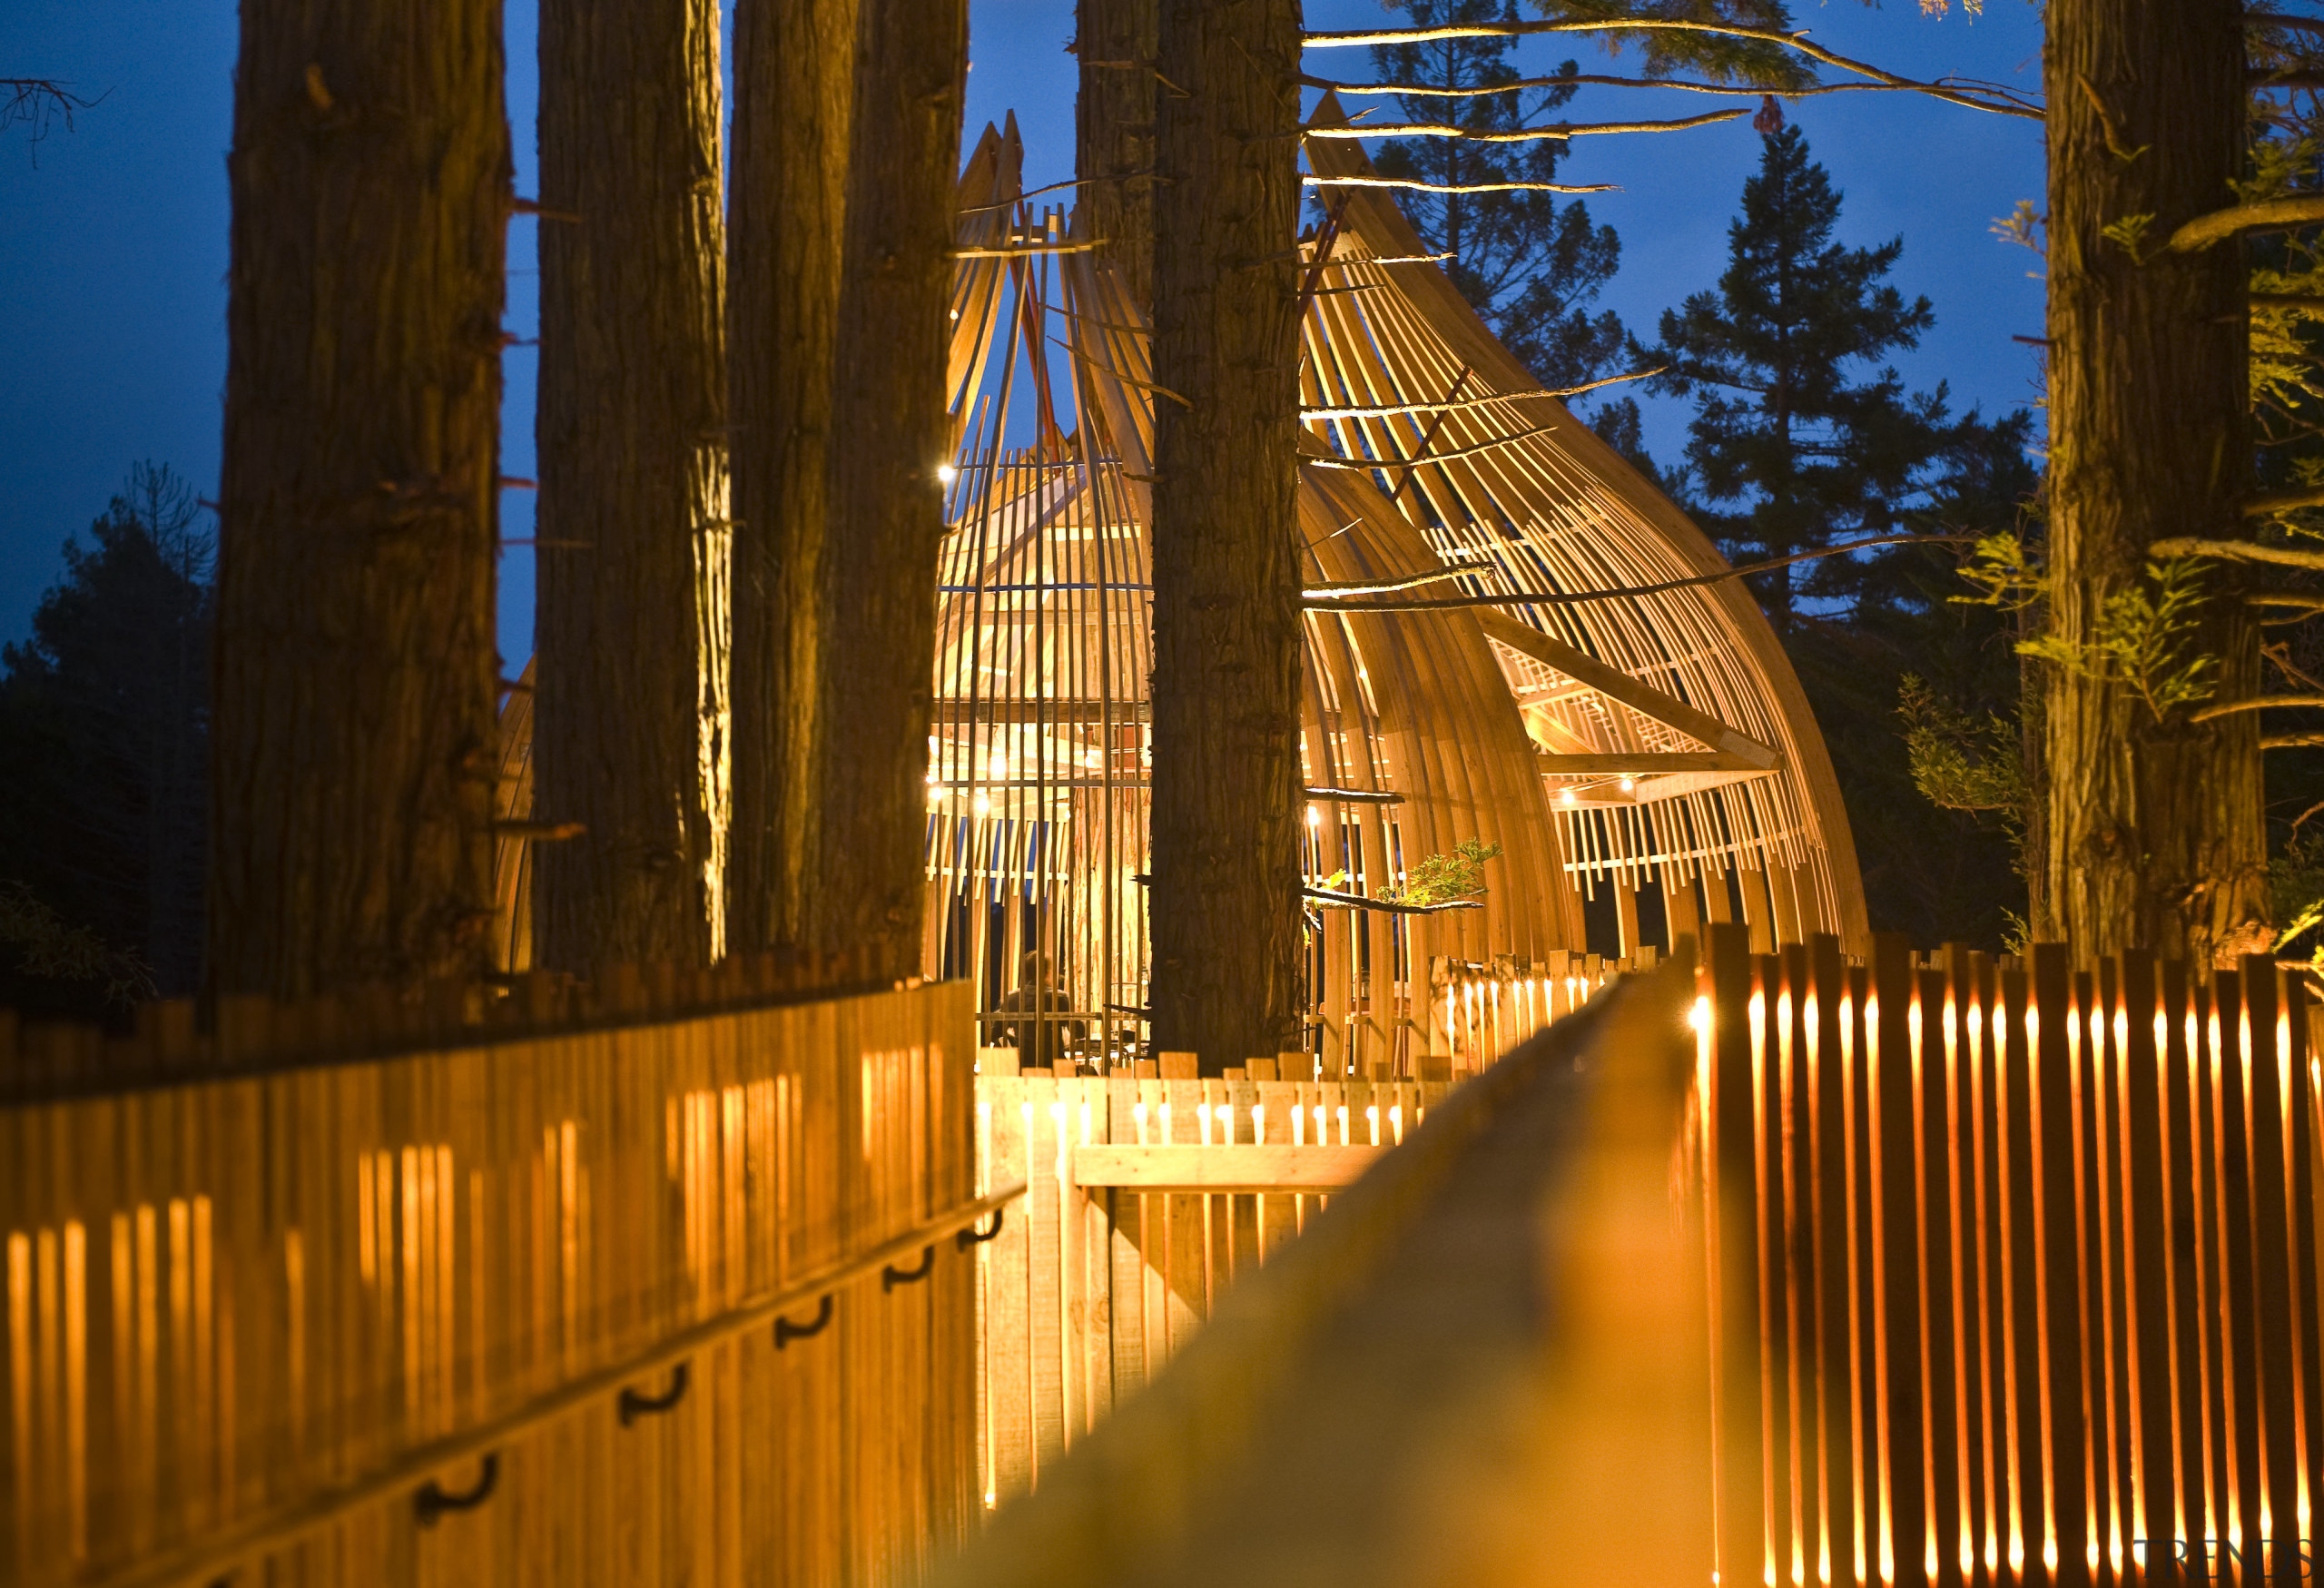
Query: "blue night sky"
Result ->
[[0, 0, 2046, 655]]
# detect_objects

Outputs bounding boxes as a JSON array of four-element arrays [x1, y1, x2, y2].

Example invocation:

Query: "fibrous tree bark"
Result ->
[[1147, 0, 1305, 1071], [1078, 0, 1158, 309], [213, 0, 509, 1000], [2043, 0, 2267, 962], [812, 0, 970, 979], [535, 0, 728, 972], [726, 0, 858, 962]]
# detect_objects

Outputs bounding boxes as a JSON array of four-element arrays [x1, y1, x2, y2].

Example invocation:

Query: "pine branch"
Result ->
[[2169, 194, 2324, 252], [1303, 108, 1746, 143], [1300, 20, 2043, 121]]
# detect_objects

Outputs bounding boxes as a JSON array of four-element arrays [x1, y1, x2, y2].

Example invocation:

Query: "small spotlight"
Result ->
[[972, 794, 990, 815], [1559, 787, 1576, 804], [988, 752, 1009, 779], [1305, 805, 1321, 828], [1618, 775, 1634, 793], [937, 463, 960, 485]]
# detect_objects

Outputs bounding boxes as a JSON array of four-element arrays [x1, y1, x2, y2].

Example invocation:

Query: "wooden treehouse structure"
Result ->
[[922, 118, 1865, 1072], [495, 116, 1866, 1073]]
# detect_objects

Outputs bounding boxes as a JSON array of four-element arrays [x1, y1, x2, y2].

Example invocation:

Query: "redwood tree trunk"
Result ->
[[212, 0, 508, 1000], [811, 0, 970, 979], [2043, 0, 2266, 963], [1147, 0, 1305, 1071], [1078, 0, 1158, 309], [535, 0, 728, 972], [725, 0, 859, 962]]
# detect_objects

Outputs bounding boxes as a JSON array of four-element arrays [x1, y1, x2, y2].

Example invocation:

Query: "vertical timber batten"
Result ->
[[213, 0, 510, 999]]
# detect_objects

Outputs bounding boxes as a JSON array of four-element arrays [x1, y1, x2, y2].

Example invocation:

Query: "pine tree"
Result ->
[[1648, 125, 2002, 630], [1647, 125, 2038, 942], [1365, 0, 1628, 401], [0, 465, 212, 1003]]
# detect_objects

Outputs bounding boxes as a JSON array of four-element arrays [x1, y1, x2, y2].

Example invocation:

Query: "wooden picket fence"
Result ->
[[2, 969, 992, 1588], [1702, 928, 2324, 1588], [966, 951, 1646, 1507]]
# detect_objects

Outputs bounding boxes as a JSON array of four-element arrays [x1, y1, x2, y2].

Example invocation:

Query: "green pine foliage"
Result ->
[[1645, 126, 2011, 626], [0, 464, 212, 1013], [1640, 126, 2040, 947]]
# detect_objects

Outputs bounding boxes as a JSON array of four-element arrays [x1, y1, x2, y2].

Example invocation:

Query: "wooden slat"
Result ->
[[1067, 1145, 1383, 1193]]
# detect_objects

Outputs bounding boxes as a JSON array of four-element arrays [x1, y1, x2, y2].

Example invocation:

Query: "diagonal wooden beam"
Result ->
[[1479, 609, 1782, 770], [1536, 751, 1769, 774]]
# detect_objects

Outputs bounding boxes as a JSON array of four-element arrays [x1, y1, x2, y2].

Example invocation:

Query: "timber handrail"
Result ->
[[938, 962, 1709, 1588], [83, 1181, 1026, 1588]]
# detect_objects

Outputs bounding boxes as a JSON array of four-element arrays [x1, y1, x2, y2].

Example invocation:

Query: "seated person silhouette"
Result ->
[[985, 952, 1088, 1070]]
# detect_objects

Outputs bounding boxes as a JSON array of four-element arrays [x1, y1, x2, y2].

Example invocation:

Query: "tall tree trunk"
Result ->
[[726, 0, 859, 962], [811, 0, 970, 979], [212, 0, 508, 1000], [535, 0, 728, 972], [1147, 0, 1305, 1072], [1078, 0, 1158, 309], [2043, 0, 2266, 963]]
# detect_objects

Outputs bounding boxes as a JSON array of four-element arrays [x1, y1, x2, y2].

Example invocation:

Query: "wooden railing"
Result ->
[[944, 930, 2324, 1588], [966, 955, 1640, 1504], [2, 972, 990, 1588], [942, 955, 1712, 1586], [1705, 927, 2324, 1588]]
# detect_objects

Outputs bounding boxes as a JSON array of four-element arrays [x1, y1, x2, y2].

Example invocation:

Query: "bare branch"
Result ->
[[1302, 108, 1746, 143], [1303, 532, 1975, 611], [2, 78, 103, 163], [2190, 694, 2324, 721], [1304, 173, 1617, 195], [1299, 20, 2043, 121], [1299, 367, 1654, 422], [2153, 538, 2324, 569], [1303, 885, 1481, 915], [950, 240, 1109, 258], [2169, 194, 2324, 252], [1303, 422, 1562, 475], [1301, 68, 2039, 113], [2262, 732, 2324, 748]]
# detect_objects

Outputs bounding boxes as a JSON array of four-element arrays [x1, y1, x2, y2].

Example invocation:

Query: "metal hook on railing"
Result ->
[[882, 1244, 936, 1290], [775, 1292, 834, 1348], [617, 1360, 689, 1426], [414, 1454, 498, 1526], [956, 1208, 1005, 1249]]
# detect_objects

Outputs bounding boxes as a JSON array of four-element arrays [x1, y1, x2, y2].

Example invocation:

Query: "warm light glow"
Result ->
[[988, 752, 1009, 779], [971, 794, 990, 815], [1306, 805, 1321, 827], [1618, 775, 1634, 791], [1689, 996, 1711, 1034], [1559, 786, 1577, 804], [937, 462, 959, 485]]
